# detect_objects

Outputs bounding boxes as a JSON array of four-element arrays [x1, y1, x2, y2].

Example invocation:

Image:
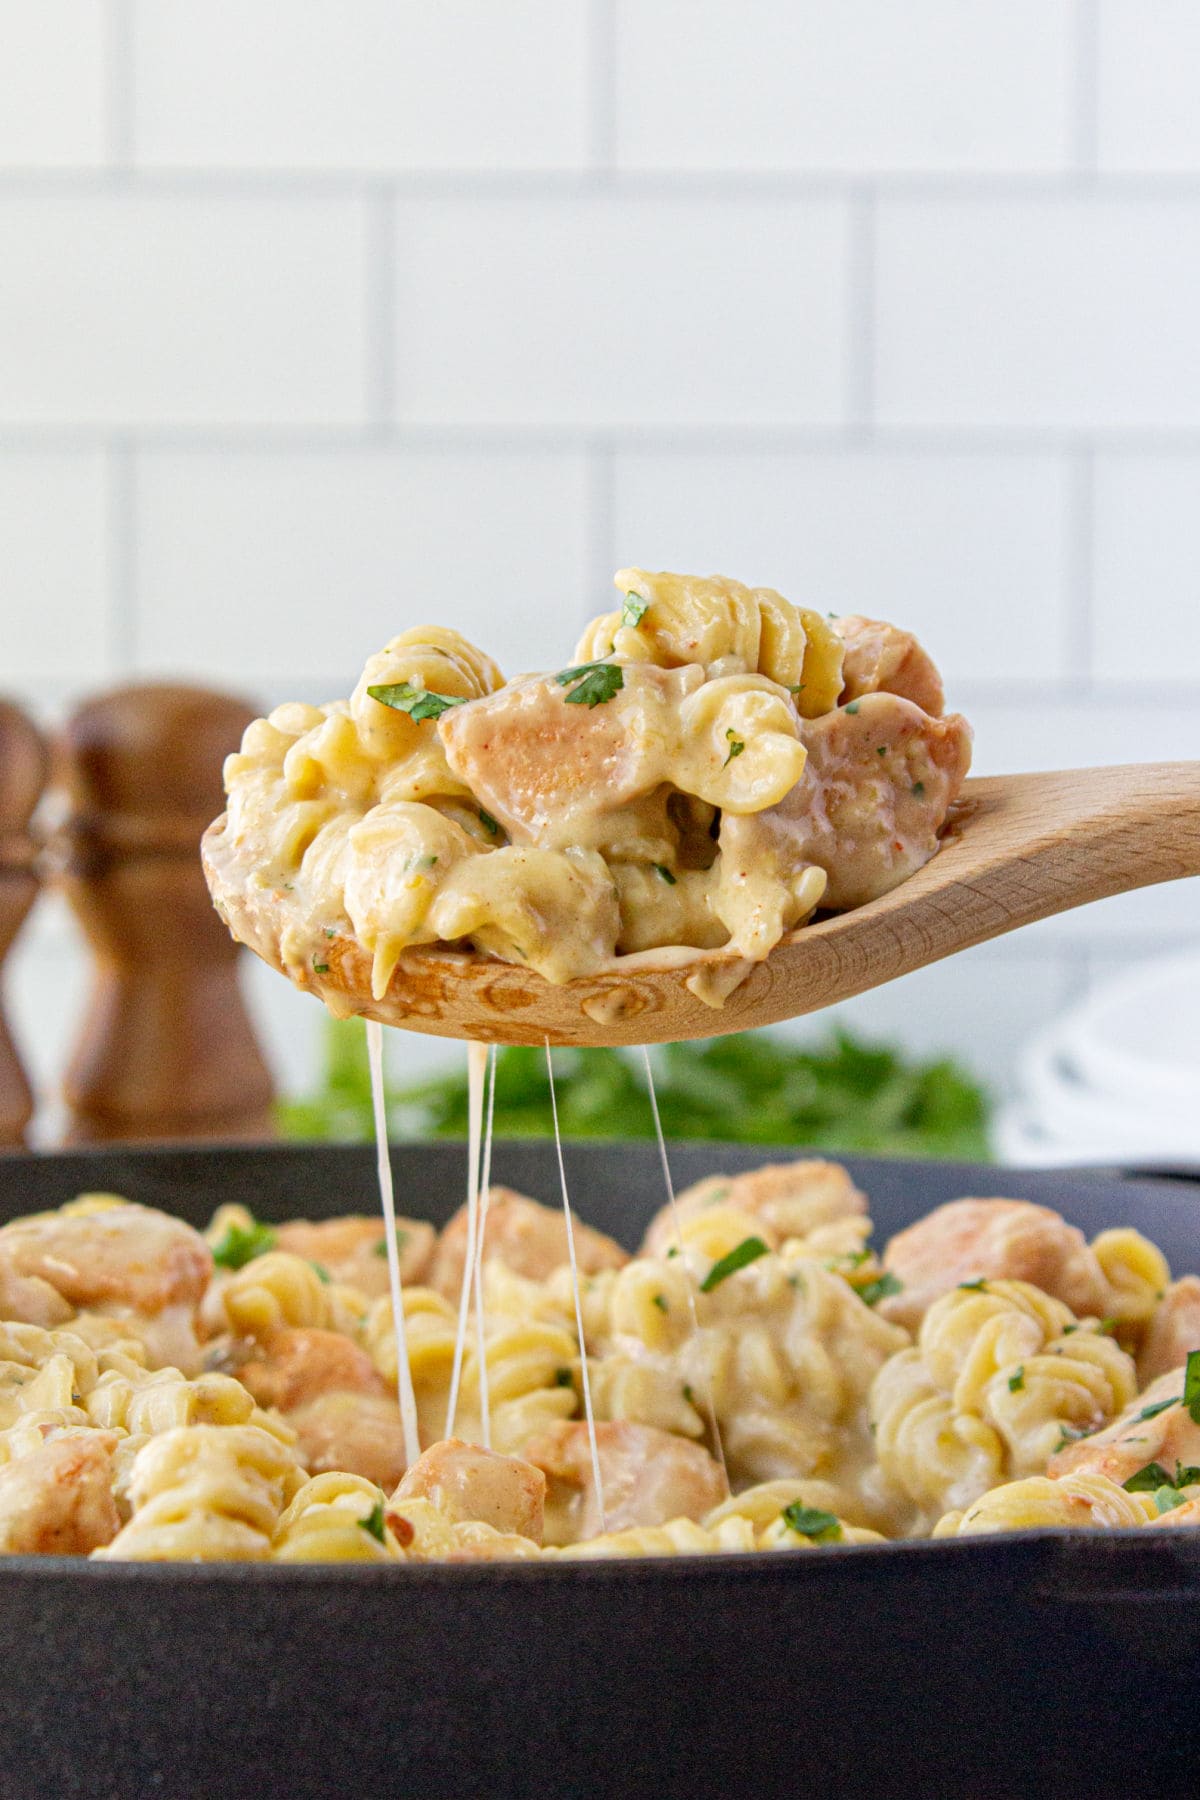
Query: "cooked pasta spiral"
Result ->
[[273, 1471, 404, 1563], [934, 1470, 1156, 1537], [96, 1424, 303, 1562]]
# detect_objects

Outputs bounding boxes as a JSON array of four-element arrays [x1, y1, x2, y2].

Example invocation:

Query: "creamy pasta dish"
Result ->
[[2, 1163, 1197, 1563], [203, 571, 973, 1012]]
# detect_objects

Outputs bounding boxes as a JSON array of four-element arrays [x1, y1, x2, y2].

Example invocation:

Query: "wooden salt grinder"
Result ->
[[0, 702, 49, 1148], [58, 684, 276, 1143]]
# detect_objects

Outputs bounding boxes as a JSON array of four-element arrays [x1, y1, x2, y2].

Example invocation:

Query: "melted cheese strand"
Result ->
[[545, 1038, 606, 1533], [641, 1045, 730, 1497], [365, 1019, 420, 1467], [471, 1043, 498, 1448], [444, 1039, 488, 1440]]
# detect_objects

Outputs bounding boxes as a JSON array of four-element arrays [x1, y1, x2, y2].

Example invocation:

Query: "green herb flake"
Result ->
[[652, 863, 678, 886], [652, 1293, 669, 1313], [554, 1367, 574, 1388], [858, 1271, 903, 1308], [958, 1278, 988, 1292], [621, 592, 649, 628], [1136, 1395, 1179, 1422], [1185, 1350, 1200, 1423], [844, 701, 860, 715], [723, 729, 745, 767], [912, 780, 926, 798], [359, 1500, 387, 1543], [310, 1262, 331, 1284], [700, 1235, 770, 1293], [1124, 1461, 1177, 1493], [1155, 1486, 1188, 1514], [781, 1502, 843, 1544], [666, 1245, 679, 1258], [1008, 1366, 1025, 1392], [210, 1218, 277, 1271], [478, 809, 500, 836], [1053, 1425, 1091, 1454], [313, 959, 330, 975], [366, 681, 468, 723], [374, 1228, 410, 1258], [555, 661, 625, 708], [683, 1384, 696, 1407], [324, 926, 337, 939], [875, 745, 887, 755]]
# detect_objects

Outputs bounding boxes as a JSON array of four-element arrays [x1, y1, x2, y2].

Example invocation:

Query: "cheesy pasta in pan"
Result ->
[[1, 1162, 1196, 1563], [203, 571, 973, 1011]]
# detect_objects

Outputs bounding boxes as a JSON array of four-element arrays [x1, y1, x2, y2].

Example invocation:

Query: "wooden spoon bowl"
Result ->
[[204, 761, 1200, 1048]]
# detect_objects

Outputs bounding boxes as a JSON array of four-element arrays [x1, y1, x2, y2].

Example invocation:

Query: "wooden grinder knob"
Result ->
[[58, 683, 275, 1143], [0, 701, 49, 1148]]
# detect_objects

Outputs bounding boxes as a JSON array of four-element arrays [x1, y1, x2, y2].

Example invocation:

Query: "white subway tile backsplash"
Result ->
[[1093, 455, 1200, 683], [876, 198, 1200, 429], [0, 2, 106, 168], [0, 195, 368, 427], [617, 0, 1073, 174], [0, 453, 110, 684], [611, 449, 1070, 685], [133, 449, 591, 688], [393, 197, 850, 426], [1098, 1, 1200, 171], [963, 697, 1199, 777], [132, 1, 590, 171]]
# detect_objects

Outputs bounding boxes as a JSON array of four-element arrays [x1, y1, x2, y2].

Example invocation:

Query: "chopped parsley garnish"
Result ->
[[556, 661, 624, 707], [700, 1235, 770, 1292], [1124, 1460, 1200, 1495], [858, 1271, 902, 1307], [359, 1500, 387, 1543], [844, 1248, 872, 1269], [554, 1367, 574, 1388], [374, 1227, 410, 1258], [313, 959, 330, 974], [912, 781, 926, 798], [683, 1384, 696, 1407], [875, 745, 887, 755], [1098, 1318, 1117, 1336], [652, 1293, 668, 1313], [1008, 1366, 1025, 1392], [781, 1503, 843, 1544], [1135, 1395, 1179, 1422], [621, 591, 649, 628], [844, 701, 860, 714], [210, 1218, 277, 1270], [958, 1278, 988, 1292], [366, 681, 468, 722], [1155, 1486, 1188, 1514], [310, 1262, 331, 1283], [666, 1245, 679, 1258], [478, 808, 500, 836], [1185, 1350, 1200, 1423], [324, 926, 337, 939], [652, 863, 677, 885], [723, 729, 745, 766], [1053, 1425, 1091, 1454]]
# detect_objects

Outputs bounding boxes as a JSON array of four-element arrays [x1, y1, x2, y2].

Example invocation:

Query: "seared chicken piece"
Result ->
[[429, 1188, 628, 1302], [274, 1215, 435, 1298], [835, 614, 946, 717], [395, 1438, 546, 1542], [880, 1197, 1111, 1333], [1048, 1369, 1200, 1487], [1139, 1277, 1200, 1386], [525, 1419, 727, 1545], [0, 1435, 120, 1556], [642, 1159, 867, 1259], [0, 1202, 211, 1318]]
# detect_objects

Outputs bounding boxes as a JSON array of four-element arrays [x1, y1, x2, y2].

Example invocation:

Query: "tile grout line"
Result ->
[[105, 439, 137, 672], [1073, 0, 1101, 176], [366, 183, 399, 429], [587, 0, 618, 178], [845, 185, 876, 435], [103, 0, 135, 171], [1065, 445, 1095, 691]]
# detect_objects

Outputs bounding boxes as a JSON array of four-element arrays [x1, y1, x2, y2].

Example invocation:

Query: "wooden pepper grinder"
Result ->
[[0, 701, 49, 1148], [58, 683, 276, 1143]]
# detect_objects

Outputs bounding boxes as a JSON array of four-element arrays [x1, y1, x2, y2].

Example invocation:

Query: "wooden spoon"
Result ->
[[205, 761, 1200, 1049]]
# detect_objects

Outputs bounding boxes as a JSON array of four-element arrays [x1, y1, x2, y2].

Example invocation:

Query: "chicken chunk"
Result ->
[[438, 665, 704, 848], [0, 1434, 120, 1556], [395, 1438, 545, 1543], [642, 1160, 867, 1259], [719, 692, 971, 919], [238, 1327, 388, 1412], [835, 614, 946, 717], [1048, 1369, 1200, 1488], [0, 1202, 212, 1319], [524, 1420, 727, 1546], [881, 1197, 1111, 1333], [429, 1188, 628, 1302], [288, 1391, 411, 1490], [1138, 1277, 1200, 1386], [274, 1215, 435, 1299], [0, 1264, 73, 1330]]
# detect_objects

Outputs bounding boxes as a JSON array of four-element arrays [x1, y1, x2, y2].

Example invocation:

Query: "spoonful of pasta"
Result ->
[[202, 571, 1200, 1048]]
